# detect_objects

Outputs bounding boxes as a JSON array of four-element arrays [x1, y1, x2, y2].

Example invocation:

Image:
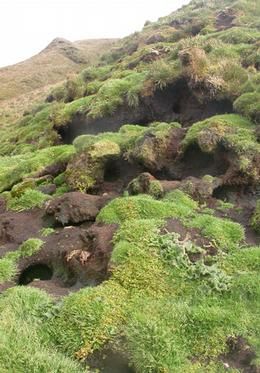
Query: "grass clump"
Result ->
[[187, 214, 245, 250], [97, 192, 198, 225], [88, 72, 146, 118], [182, 114, 260, 182], [0, 145, 74, 192], [251, 200, 260, 233], [0, 239, 43, 283], [40, 227, 55, 237], [6, 189, 50, 211], [66, 140, 120, 191], [0, 287, 85, 373], [48, 281, 128, 359], [234, 92, 260, 123]]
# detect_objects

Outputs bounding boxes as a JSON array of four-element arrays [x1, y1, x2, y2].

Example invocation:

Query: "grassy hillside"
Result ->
[[0, 0, 259, 372], [0, 38, 116, 125]]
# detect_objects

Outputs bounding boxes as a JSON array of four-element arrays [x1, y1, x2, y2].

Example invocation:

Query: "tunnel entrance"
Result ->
[[19, 264, 53, 285], [104, 160, 121, 182], [180, 144, 230, 178]]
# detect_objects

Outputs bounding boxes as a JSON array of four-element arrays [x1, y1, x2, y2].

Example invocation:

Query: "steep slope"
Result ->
[[0, 0, 259, 372]]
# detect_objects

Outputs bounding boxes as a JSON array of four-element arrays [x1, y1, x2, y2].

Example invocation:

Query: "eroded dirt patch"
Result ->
[[220, 336, 259, 373]]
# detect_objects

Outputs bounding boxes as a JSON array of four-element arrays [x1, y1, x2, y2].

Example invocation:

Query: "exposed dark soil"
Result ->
[[178, 144, 230, 179], [164, 218, 217, 256], [87, 348, 135, 373], [100, 158, 146, 194], [216, 9, 236, 30], [56, 79, 233, 144], [0, 209, 44, 256], [220, 337, 259, 373]]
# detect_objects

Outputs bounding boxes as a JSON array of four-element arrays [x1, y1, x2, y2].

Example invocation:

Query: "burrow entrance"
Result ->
[[19, 264, 53, 285], [180, 144, 230, 178], [56, 79, 233, 144]]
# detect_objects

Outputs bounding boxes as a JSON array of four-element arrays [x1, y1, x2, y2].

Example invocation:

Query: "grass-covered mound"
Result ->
[[182, 114, 260, 183], [0, 0, 259, 156], [0, 198, 258, 371], [0, 0, 259, 372], [0, 145, 74, 192]]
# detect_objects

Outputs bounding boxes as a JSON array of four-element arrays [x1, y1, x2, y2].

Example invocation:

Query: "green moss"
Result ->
[[51, 96, 93, 127], [163, 189, 199, 210], [251, 200, 260, 233], [0, 287, 84, 372], [234, 92, 260, 123], [66, 140, 121, 191], [182, 114, 259, 181], [0, 145, 75, 193], [53, 173, 66, 187], [40, 228, 55, 237], [97, 192, 198, 225], [88, 72, 146, 118], [187, 214, 245, 250], [7, 189, 50, 211], [0, 239, 43, 283], [48, 281, 128, 358]]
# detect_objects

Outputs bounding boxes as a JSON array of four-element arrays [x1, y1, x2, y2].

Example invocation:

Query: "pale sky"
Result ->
[[0, 0, 189, 68]]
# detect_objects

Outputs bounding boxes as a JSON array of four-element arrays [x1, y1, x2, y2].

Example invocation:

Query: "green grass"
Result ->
[[0, 239, 43, 283], [0, 145, 74, 193], [6, 189, 50, 211], [182, 114, 260, 181], [97, 192, 198, 224], [251, 200, 260, 233], [234, 92, 260, 123], [187, 214, 245, 250], [0, 287, 85, 373]]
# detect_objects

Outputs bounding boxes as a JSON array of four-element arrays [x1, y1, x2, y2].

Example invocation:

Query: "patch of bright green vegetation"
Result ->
[[251, 200, 260, 233], [234, 92, 260, 123], [40, 227, 55, 237], [51, 96, 94, 128], [216, 200, 235, 211], [0, 287, 85, 372], [88, 72, 146, 118], [0, 145, 74, 193], [97, 191, 198, 224], [73, 123, 148, 153], [0, 211, 258, 371], [66, 139, 121, 191], [5, 189, 50, 211], [0, 105, 59, 156], [182, 114, 260, 181], [187, 214, 245, 250], [0, 239, 43, 283]]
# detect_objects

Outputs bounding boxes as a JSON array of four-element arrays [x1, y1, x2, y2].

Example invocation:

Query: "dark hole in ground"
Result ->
[[19, 264, 53, 285], [56, 79, 233, 144], [180, 144, 230, 178], [87, 350, 135, 373], [104, 159, 121, 182], [213, 185, 257, 205]]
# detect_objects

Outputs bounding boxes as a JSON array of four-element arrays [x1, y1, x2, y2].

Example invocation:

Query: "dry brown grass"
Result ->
[[0, 38, 116, 126]]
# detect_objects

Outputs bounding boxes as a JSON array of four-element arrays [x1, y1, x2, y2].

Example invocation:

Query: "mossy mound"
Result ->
[[182, 114, 260, 184], [66, 140, 121, 191]]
